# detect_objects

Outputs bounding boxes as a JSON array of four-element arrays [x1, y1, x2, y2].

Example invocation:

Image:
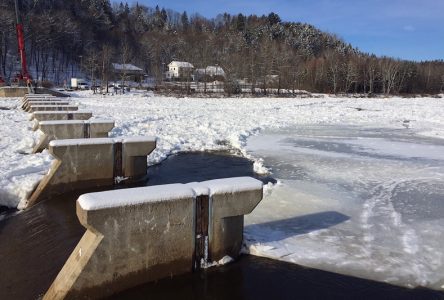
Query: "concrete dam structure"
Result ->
[[44, 177, 263, 299], [33, 119, 115, 153], [27, 136, 157, 207]]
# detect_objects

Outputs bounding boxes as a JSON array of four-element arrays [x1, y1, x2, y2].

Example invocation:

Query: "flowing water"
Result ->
[[0, 150, 442, 299], [0, 152, 262, 299]]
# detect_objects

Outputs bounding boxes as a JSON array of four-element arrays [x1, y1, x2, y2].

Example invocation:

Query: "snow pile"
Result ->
[[0, 98, 53, 209]]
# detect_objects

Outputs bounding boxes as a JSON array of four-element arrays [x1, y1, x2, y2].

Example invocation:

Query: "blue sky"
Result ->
[[134, 0, 443, 62]]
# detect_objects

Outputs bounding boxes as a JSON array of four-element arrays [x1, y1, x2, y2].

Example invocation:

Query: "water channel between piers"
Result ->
[[0, 152, 442, 300]]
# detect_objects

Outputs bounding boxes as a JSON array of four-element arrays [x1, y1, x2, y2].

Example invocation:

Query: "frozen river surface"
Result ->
[[244, 125, 444, 290]]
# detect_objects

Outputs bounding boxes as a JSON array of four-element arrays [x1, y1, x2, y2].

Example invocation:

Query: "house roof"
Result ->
[[112, 63, 143, 73], [168, 61, 194, 68], [196, 66, 225, 77]]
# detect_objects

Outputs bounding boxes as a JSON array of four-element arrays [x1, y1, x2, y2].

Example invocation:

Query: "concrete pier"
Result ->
[[22, 97, 62, 104], [24, 101, 70, 112], [27, 136, 157, 207], [27, 105, 79, 112], [30, 111, 93, 122], [33, 119, 115, 153], [44, 177, 263, 299], [0, 87, 28, 97], [24, 94, 54, 100]]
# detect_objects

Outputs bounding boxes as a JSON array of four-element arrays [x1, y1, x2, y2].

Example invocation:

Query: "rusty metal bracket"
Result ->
[[83, 122, 90, 138], [193, 195, 210, 271], [113, 142, 123, 182]]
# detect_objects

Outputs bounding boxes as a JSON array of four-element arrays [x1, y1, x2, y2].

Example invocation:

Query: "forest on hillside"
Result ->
[[1, 0, 443, 94]]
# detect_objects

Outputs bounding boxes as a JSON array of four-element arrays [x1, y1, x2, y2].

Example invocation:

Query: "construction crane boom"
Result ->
[[14, 0, 30, 81]]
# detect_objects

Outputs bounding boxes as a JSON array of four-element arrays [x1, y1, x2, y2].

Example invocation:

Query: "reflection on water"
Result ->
[[111, 255, 443, 300]]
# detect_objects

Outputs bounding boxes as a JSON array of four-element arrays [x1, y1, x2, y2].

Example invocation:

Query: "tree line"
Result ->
[[0, 0, 443, 94]]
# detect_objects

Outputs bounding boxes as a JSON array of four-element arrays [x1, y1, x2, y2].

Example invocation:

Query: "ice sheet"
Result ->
[[244, 126, 444, 290]]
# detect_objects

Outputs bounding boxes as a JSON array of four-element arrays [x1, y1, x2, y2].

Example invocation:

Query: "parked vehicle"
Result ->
[[78, 82, 89, 90]]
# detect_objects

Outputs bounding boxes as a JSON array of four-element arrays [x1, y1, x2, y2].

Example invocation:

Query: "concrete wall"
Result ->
[[24, 94, 54, 100], [30, 111, 93, 124], [24, 101, 70, 112], [44, 177, 263, 299], [22, 97, 62, 105], [0, 87, 28, 97], [27, 136, 157, 207], [28, 105, 78, 112], [33, 120, 115, 153]]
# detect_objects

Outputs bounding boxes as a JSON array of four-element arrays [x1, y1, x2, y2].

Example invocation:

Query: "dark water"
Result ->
[[0, 152, 442, 300], [146, 151, 275, 185], [112, 255, 443, 300], [0, 152, 266, 299]]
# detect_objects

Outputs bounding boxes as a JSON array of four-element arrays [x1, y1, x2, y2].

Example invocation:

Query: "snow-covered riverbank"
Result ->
[[1, 91, 443, 208]]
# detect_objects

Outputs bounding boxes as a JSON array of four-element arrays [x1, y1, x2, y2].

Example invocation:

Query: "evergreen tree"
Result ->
[[181, 11, 189, 31]]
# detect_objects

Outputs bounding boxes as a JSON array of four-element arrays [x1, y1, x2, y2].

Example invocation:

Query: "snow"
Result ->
[[49, 138, 115, 147], [31, 110, 92, 117], [202, 255, 235, 269], [39, 119, 114, 126], [48, 136, 156, 148], [0, 98, 53, 209], [40, 120, 84, 125], [78, 183, 195, 210], [1, 91, 444, 289], [26, 100, 66, 104], [168, 61, 194, 68], [122, 136, 156, 143], [79, 177, 261, 210], [203, 177, 263, 195], [111, 63, 143, 72], [2, 92, 443, 211], [29, 105, 77, 108]]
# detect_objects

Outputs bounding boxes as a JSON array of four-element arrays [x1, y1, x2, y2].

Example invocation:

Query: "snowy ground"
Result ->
[[0, 98, 53, 209], [1, 91, 444, 288]]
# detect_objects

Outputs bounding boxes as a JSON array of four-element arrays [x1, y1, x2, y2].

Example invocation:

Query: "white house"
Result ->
[[166, 61, 194, 80], [195, 65, 226, 81]]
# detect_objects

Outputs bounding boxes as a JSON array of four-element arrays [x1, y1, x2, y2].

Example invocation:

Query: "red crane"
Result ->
[[14, 0, 31, 82]]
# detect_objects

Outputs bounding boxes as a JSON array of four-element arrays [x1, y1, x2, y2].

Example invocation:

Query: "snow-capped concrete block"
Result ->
[[30, 111, 93, 129], [0, 87, 28, 97], [22, 96, 58, 104], [24, 93, 53, 100], [23, 100, 70, 112], [32, 119, 115, 153], [28, 104, 79, 112], [204, 178, 264, 261], [26, 136, 157, 207], [44, 177, 263, 299]]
